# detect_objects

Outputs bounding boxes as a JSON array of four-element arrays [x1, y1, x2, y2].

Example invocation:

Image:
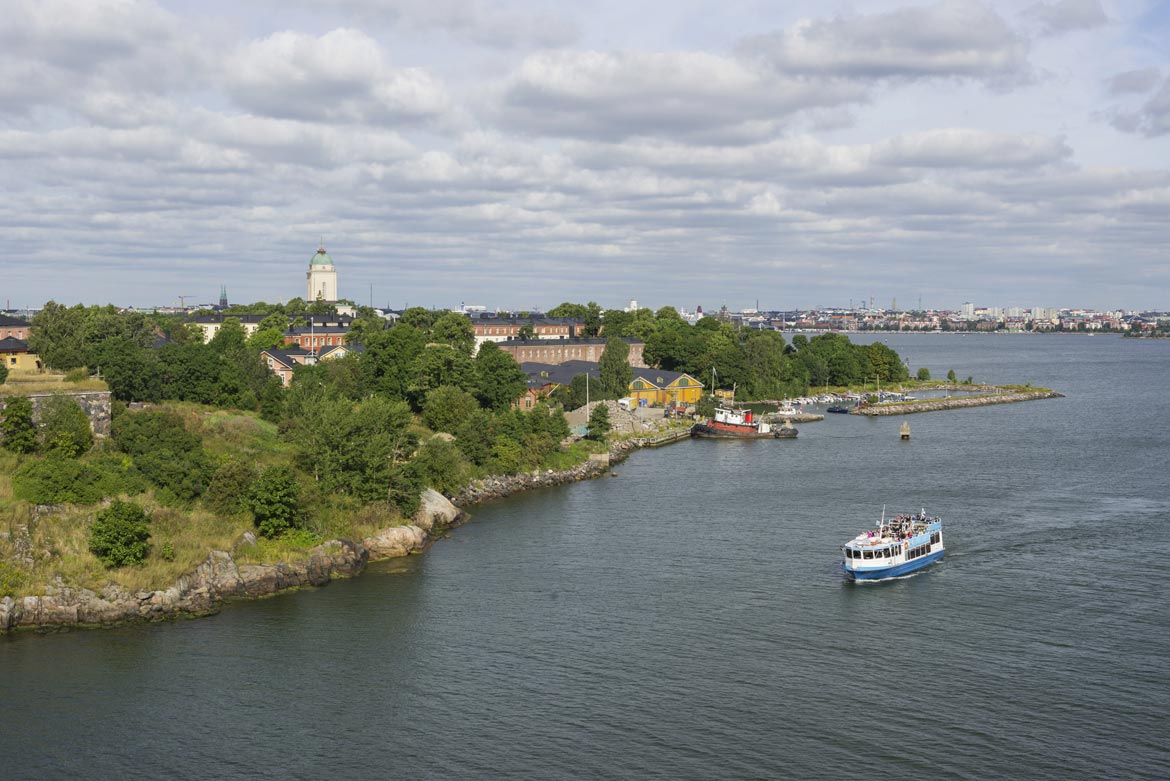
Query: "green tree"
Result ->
[[408, 344, 475, 408], [518, 323, 535, 341], [599, 337, 632, 399], [431, 312, 475, 355], [474, 342, 528, 411], [586, 403, 610, 440], [90, 337, 162, 402], [28, 301, 88, 370], [408, 437, 472, 495], [1, 396, 38, 454], [360, 323, 427, 400], [916, 367, 931, 381], [88, 500, 151, 567], [112, 409, 212, 502], [248, 465, 302, 538], [0, 362, 7, 384], [422, 385, 480, 433], [947, 369, 957, 382], [40, 394, 94, 457]]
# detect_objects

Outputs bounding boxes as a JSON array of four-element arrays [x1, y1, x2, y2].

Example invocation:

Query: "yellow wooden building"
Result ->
[[0, 338, 43, 372], [627, 368, 704, 407]]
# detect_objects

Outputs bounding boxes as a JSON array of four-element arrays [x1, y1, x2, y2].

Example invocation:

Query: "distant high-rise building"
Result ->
[[219, 285, 228, 309], [307, 244, 338, 302], [961, 302, 975, 319]]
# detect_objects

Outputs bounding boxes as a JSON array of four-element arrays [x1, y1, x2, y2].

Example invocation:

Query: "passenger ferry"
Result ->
[[841, 510, 944, 581]]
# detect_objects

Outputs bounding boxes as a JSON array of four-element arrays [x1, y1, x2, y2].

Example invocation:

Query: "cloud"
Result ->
[[1107, 68, 1162, 96], [0, 0, 207, 120], [1022, 0, 1108, 36], [871, 129, 1072, 169], [1110, 78, 1170, 137], [293, 0, 578, 49], [739, 0, 1030, 86], [497, 50, 867, 142], [225, 28, 451, 125]]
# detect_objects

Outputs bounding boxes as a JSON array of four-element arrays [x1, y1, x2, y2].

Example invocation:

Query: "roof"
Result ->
[[318, 343, 364, 359], [630, 367, 702, 388], [190, 313, 269, 324], [310, 246, 334, 268], [0, 314, 29, 327], [520, 360, 599, 388], [285, 325, 350, 335], [495, 336, 643, 347], [471, 317, 583, 327], [0, 337, 31, 353], [260, 347, 310, 369]]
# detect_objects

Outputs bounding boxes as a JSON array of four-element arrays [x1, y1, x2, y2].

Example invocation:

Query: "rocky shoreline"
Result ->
[[852, 389, 1064, 415], [1, 436, 665, 633]]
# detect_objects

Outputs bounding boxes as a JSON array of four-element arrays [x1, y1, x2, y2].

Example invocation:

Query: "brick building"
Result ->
[[496, 337, 646, 367]]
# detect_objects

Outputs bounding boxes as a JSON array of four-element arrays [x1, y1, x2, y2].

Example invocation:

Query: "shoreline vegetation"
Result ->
[[1, 301, 1063, 632]]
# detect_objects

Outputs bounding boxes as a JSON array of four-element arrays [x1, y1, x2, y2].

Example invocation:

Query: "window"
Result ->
[[679, 377, 689, 386], [930, 532, 940, 545], [863, 550, 873, 560]]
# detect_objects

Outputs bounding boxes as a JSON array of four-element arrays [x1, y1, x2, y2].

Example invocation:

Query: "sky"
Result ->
[[3, 0, 1169, 312]]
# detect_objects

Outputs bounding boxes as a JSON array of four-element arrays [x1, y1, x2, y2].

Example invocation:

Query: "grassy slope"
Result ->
[[1, 402, 601, 599]]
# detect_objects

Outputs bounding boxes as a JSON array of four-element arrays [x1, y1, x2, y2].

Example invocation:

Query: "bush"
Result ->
[[40, 394, 94, 457], [1, 396, 38, 454], [159, 542, 176, 562], [112, 409, 212, 502], [248, 465, 302, 538], [206, 459, 259, 515], [88, 500, 151, 568], [409, 437, 472, 495], [64, 367, 91, 383], [916, 367, 931, 381], [13, 455, 105, 504], [0, 362, 7, 385]]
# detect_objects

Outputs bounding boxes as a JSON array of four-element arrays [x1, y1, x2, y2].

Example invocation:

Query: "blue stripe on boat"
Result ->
[[842, 549, 945, 581]]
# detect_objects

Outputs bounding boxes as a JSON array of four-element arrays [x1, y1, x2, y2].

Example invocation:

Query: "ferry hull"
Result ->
[[842, 549, 944, 581]]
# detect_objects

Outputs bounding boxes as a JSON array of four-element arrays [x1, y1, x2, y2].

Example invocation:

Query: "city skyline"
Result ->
[[5, 0, 1169, 310]]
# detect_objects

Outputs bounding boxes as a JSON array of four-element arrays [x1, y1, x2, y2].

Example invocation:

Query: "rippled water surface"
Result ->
[[3, 334, 1169, 780]]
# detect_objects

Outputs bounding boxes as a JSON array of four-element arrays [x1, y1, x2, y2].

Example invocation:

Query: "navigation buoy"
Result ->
[[900, 422, 911, 440]]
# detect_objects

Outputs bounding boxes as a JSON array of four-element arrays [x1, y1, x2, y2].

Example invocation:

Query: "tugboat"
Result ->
[[691, 406, 797, 439], [841, 510, 944, 581]]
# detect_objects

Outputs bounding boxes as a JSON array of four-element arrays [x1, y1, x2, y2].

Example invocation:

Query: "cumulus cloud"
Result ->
[[498, 50, 866, 142], [225, 28, 451, 125], [739, 0, 1030, 85], [1022, 0, 1108, 35], [0, 0, 207, 120], [1107, 68, 1162, 96], [302, 0, 579, 49], [871, 129, 1072, 169], [1110, 78, 1170, 137]]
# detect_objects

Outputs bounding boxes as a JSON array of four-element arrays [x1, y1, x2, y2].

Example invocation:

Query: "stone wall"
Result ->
[[0, 390, 112, 437], [852, 389, 1063, 416]]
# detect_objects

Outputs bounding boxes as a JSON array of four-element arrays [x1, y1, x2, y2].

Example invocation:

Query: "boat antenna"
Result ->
[[881, 504, 886, 532]]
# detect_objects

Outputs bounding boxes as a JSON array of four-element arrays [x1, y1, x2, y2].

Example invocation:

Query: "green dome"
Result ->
[[310, 246, 334, 268]]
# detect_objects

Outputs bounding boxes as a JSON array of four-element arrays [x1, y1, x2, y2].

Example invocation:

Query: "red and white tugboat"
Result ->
[[691, 406, 797, 439]]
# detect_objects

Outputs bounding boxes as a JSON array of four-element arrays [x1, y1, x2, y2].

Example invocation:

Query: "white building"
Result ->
[[307, 245, 338, 302]]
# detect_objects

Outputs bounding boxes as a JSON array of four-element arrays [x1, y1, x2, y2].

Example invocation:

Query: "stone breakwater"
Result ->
[[0, 488, 462, 632], [852, 389, 1064, 416]]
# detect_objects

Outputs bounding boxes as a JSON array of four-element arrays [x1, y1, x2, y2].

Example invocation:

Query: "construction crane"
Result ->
[[177, 295, 194, 308]]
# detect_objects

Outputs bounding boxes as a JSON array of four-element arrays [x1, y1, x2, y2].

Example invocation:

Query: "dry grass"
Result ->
[[0, 372, 108, 396]]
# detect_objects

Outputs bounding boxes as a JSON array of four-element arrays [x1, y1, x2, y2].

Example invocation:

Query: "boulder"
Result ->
[[413, 488, 461, 531], [362, 525, 427, 558]]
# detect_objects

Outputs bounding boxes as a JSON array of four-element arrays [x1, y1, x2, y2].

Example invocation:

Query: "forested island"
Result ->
[[1, 300, 920, 626]]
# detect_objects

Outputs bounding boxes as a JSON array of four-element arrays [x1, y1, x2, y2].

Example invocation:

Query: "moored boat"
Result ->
[[691, 406, 797, 439], [826, 405, 850, 414], [841, 510, 944, 581]]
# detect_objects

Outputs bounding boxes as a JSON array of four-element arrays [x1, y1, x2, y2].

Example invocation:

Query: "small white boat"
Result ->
[[841, 510, 945, 581]]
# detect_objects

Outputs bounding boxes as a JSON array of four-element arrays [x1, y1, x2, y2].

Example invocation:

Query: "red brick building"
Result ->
[[495, 338, 646, 367]]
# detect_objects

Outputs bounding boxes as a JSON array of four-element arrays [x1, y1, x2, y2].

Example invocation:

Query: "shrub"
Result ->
[[248, 465, 302, 538], [206, 459, 259, 515], [159, 542, 176, 562], [916, 367, 931, 381], [112, 409, 212, 502], [88, 500, 151, 567], [0, 362, 7, 385], [409, 437, 473, 495], [13, 455, 104, 504], [1, 396, 38, 454], [0, 561, 26, 597], [64, 367, 90, 383], [40, 394, 94, 457]]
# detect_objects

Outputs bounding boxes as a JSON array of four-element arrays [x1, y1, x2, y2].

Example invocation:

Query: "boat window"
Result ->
[[931, 532, 940, 545], [863, 550, 873, 560], [845, 548, 854, 559]]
